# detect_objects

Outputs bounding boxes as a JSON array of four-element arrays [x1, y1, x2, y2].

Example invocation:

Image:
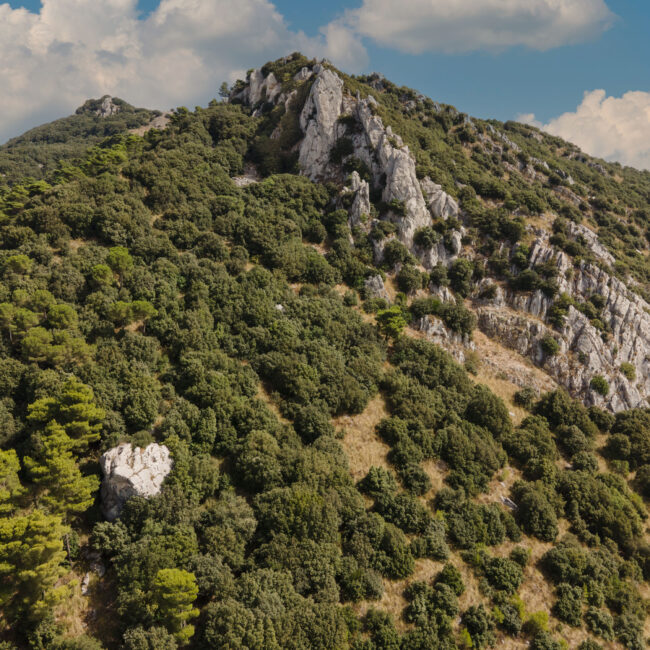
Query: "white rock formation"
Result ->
[[239, 65, 434, 249], [476, 232, 650, 410], [100, 443, 172, 520], [298, 69, 345, 179], [345, 171, 371, 229], [420, 177, 459, 220], [96, 96, 120, 118], [566, 221, 615, 267]]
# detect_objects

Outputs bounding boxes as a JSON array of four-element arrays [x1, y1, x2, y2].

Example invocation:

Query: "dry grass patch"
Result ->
[[335, 395, 391, 482], [470, 329, 556, 426]]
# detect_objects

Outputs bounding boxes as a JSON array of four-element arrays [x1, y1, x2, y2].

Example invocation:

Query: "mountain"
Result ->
[[0, 52, 648, 649], [0, 96, 161, 185]]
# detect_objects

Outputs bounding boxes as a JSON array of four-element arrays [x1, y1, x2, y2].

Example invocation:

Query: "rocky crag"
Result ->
[[99, 442, 172, 520], [232, 60, 650, 411]]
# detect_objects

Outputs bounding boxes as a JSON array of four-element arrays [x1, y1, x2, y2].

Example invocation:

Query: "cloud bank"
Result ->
[[344, 0, 615, 54], [0, 0, 366, 144], [520, 90, 650, 171]]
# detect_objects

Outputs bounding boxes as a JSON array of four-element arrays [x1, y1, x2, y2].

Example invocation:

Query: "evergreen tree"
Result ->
[[0, 449, 25, 515], [151, 568, 199, 645], [23, 422, 98, 520], [28, 378, 104, 453], [0, 510, 69, 623]]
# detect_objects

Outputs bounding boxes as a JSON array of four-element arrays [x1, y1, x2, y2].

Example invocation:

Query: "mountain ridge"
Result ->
[[0, 52, 648, 649]]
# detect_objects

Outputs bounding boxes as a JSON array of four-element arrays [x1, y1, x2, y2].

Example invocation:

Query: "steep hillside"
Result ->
[[0, 53, 648, 650], [228, 55, 650, 412]]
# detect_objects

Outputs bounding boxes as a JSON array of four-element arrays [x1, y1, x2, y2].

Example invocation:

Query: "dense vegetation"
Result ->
[[0, 55, 648, 649]]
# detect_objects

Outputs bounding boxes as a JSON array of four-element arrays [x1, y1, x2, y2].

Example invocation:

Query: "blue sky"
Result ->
[[1, 0, 649, 168]]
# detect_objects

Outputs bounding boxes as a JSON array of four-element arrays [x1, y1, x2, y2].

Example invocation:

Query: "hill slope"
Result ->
[[0, 53, 648, 649]]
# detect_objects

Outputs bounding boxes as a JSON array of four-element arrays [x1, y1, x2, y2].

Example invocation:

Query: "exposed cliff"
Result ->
[[231, 58, 649, 411]]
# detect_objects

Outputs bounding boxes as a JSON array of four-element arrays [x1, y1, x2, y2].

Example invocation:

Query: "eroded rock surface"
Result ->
[[100, 443, 172, 520]]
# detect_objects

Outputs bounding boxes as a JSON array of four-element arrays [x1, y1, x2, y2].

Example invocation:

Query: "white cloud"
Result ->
[[521, 90, 650, 171], [343, 0, 615, 54], [0, 0, 367, 143]]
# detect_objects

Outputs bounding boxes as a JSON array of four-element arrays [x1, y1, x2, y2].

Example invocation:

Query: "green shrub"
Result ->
[[540, 335, 560, 357], [590, 375, 610, 396], [552, 583, 583, 626], [619, 362, 636, 381]]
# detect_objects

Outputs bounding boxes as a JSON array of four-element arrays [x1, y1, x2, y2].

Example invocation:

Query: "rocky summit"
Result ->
[[231, 57, 650, 412]]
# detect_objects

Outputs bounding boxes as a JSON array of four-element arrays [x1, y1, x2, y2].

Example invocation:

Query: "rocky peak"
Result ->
[[76, 95, 122, 118], [233, 63, 460, 254]]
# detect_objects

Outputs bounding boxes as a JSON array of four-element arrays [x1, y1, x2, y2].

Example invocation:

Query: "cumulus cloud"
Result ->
[[343, 0, 615, 54], [0, 0, 367, 143], [521, 90, 650, 171]]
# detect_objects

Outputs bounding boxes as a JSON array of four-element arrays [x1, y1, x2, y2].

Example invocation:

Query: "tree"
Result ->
[[5, 254, 32, 276], [107, 246, 133, 287], [376, 306, 407, 341], [91, 263, 113, 286], [151, 568, 199, 645], [0, 510, 69, 623], [218, 82, 230, 99], [108, 301, 133, 328], [448, 259, 474, 297], [23, 422, 99, 521], [131, 300, 158, 334], [0, 303, 16, 342], [28, 378, 104, 453], [0, 449, 25, 515]]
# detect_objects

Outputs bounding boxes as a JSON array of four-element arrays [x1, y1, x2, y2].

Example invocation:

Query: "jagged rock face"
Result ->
[[96, 96, 120, 118], [345, 171, 371, 230], [565, 221, 615, 267], [420, 177, 459, 220], [299, 68, 345, 178], [239, 65, 434, 250], [100, 443, 172, 520], [475, 233, 650, 411], [416, 315, 474, 363]]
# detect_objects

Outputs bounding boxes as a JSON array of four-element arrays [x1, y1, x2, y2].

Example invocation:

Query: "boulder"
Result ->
[[100, 443, 172, 520], [364, 274, 390, 301]]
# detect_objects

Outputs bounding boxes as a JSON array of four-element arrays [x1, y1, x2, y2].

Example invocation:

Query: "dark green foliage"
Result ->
[[1, 54, 649, 648], [484, 556, 524, 594], [590, 375, 610, 396], [462, 604, 495, 649], [552, 583, 583, 626], [585, 607, 614, 640]]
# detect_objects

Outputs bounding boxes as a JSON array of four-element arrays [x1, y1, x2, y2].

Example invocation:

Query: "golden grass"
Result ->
[[54, 573, 88, 638], [335, 395, 391, 482], [469, 329, 557, 426]]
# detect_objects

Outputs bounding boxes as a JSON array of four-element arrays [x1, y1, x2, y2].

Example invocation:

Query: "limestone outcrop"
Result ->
[[100, 443, 172, 520], [235, 64, 435, 249], [96, 96, 120, 118], [475, 231, 650, 410], [232, 63, 649, 412]]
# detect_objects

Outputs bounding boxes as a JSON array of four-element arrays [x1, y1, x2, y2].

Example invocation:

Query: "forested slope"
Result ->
[[0, 53, 648, 649]]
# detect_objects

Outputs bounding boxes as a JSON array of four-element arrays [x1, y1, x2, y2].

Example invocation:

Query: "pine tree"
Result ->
[[152, 568, 200, 645], [0, 509, 69, 623], [23, 422, 99, 520], [0, 449, 25, 515], [28, 377, 104, 453]]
